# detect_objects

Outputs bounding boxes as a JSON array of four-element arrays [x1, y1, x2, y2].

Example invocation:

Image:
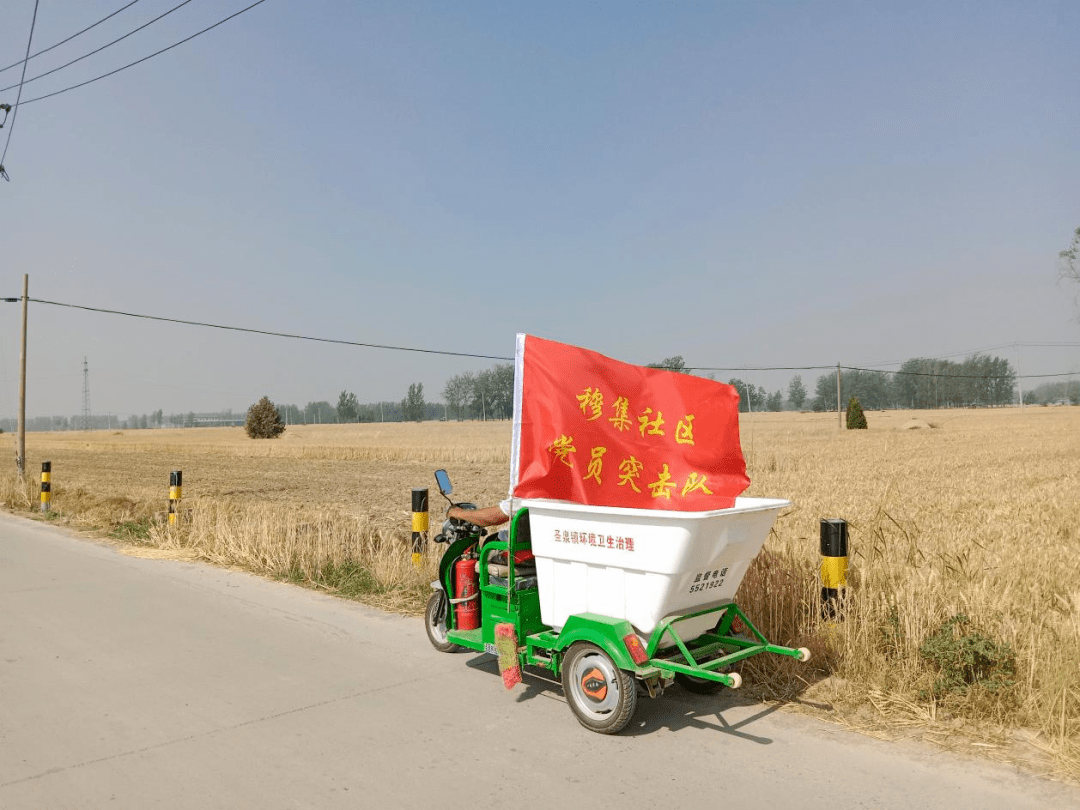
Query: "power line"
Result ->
[[683, 364, 836, 373], [9, 0, 271, 108], [0, 0, 40, 180], [28, 298, 514, 362], [0, 0, 142, 77], [1, 0, 196, 95], [22, 296, 1078, 381]]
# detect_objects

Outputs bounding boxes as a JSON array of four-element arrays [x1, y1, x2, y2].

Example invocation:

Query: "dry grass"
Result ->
[[143, 501, 434, 614], [735, 407, 1080, 778], [2, 407, 1078, 776]]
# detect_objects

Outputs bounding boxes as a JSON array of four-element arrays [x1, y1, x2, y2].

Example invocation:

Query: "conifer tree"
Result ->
[[245, 396, 286, 438], [846, 396, 868, 430]]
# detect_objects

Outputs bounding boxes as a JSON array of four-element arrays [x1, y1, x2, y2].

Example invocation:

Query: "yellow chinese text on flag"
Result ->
[[510, 335, 748, 510]]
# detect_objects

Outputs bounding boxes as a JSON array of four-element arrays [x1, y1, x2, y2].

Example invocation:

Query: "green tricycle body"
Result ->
[[426, 492, 809, 734]]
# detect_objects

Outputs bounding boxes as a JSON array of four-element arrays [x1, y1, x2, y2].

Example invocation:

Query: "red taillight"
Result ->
[[623, 633, 648, 665]]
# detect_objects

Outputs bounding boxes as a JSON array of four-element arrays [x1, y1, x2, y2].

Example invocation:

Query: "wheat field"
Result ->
[[2, 407, 1077, 775]]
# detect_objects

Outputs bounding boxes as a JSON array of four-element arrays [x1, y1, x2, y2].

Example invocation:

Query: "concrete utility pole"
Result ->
[[837, 363, 843, 429], [1015, 344, 1024, 408], [17, 274, 27, 475], [82, 358, 92, 430]]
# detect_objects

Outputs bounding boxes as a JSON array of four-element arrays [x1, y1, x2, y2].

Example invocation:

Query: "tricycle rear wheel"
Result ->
[[561, 642, 637, 734], [424, 591, 463, 653]]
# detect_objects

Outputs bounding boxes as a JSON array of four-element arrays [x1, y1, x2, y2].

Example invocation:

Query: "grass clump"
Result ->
[[918, 613, 1017, 699], [110, 517, 154, 543], [0, 472, 35, 509], [285, 561, 382, 599]]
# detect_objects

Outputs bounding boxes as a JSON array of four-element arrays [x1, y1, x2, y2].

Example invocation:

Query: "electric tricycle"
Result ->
[[424, 469, 810, 734]]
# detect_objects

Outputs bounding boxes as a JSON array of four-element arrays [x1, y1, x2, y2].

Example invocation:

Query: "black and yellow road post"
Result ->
[[168, 470, 183, 526], [820, 518, 849, 619], [411, 488, 428, 568], [40, 461, 51, 513]]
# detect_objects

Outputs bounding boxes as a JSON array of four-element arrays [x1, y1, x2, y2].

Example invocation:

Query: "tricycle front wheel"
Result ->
[[561, 642, 637, 734], [424, 591, 463, 653]]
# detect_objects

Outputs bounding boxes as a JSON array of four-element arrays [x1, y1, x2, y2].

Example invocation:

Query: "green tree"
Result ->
[[987, 356, 1017, 406], [401, 382, 426, 422], [245, 396, 286, 439], [470, 370, 498, 420], [766, 390, 784, 412], [726, 379, 766, 412], [337, 390, 359, 422], [442, 374, 469, 420], [461, 372, 479, 419], [647, 355, 688, 373], [890, 355, 1014, 409], [846, 396, 868, 429], [787, 375, 807, 410], [727, 378, 749, 412], [304, 401, 335, 424], [489, 363, 515, 419], [442, 363, 515, 420], [280, 403, 302, 425], [891, 359, 922, 408], [812, 372, 838, 412], [750, 384, 766, 410]]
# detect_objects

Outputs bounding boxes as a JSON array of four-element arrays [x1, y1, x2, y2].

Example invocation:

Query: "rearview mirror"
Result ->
[[434, 469, 453, 496]]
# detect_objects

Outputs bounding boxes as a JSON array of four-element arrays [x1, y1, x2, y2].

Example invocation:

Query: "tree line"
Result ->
[[643, 352, 1019, 412], [442, 364, 514, 420], [0, 351, 1036, 434], [1025, 379, 1080, 406], [4, 409, 214, 433], [734, 354, 1018, 412]]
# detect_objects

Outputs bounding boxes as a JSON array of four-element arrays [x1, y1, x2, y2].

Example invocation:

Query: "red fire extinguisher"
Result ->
[[454, 554, 480, 630]]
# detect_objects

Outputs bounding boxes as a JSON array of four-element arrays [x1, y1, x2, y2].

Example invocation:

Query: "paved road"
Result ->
[[2, 512, 1077, 809]]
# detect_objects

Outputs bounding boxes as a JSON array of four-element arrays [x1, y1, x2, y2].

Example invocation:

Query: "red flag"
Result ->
[[510, 335, 748, 511]]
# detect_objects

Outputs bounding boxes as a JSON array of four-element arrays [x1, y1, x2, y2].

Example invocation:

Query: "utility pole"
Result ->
[[837, 363, 843, 429], [1015, 344, 1024, 408], [82, 357, 92, 430], [17, 274, 27, 475]]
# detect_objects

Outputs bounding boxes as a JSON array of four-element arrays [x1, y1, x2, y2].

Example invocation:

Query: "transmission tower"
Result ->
[[81, 357, 92, 431]]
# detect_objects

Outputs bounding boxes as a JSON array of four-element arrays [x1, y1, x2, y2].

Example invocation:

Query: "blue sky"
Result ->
[[1, 0, 1078, 420]]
